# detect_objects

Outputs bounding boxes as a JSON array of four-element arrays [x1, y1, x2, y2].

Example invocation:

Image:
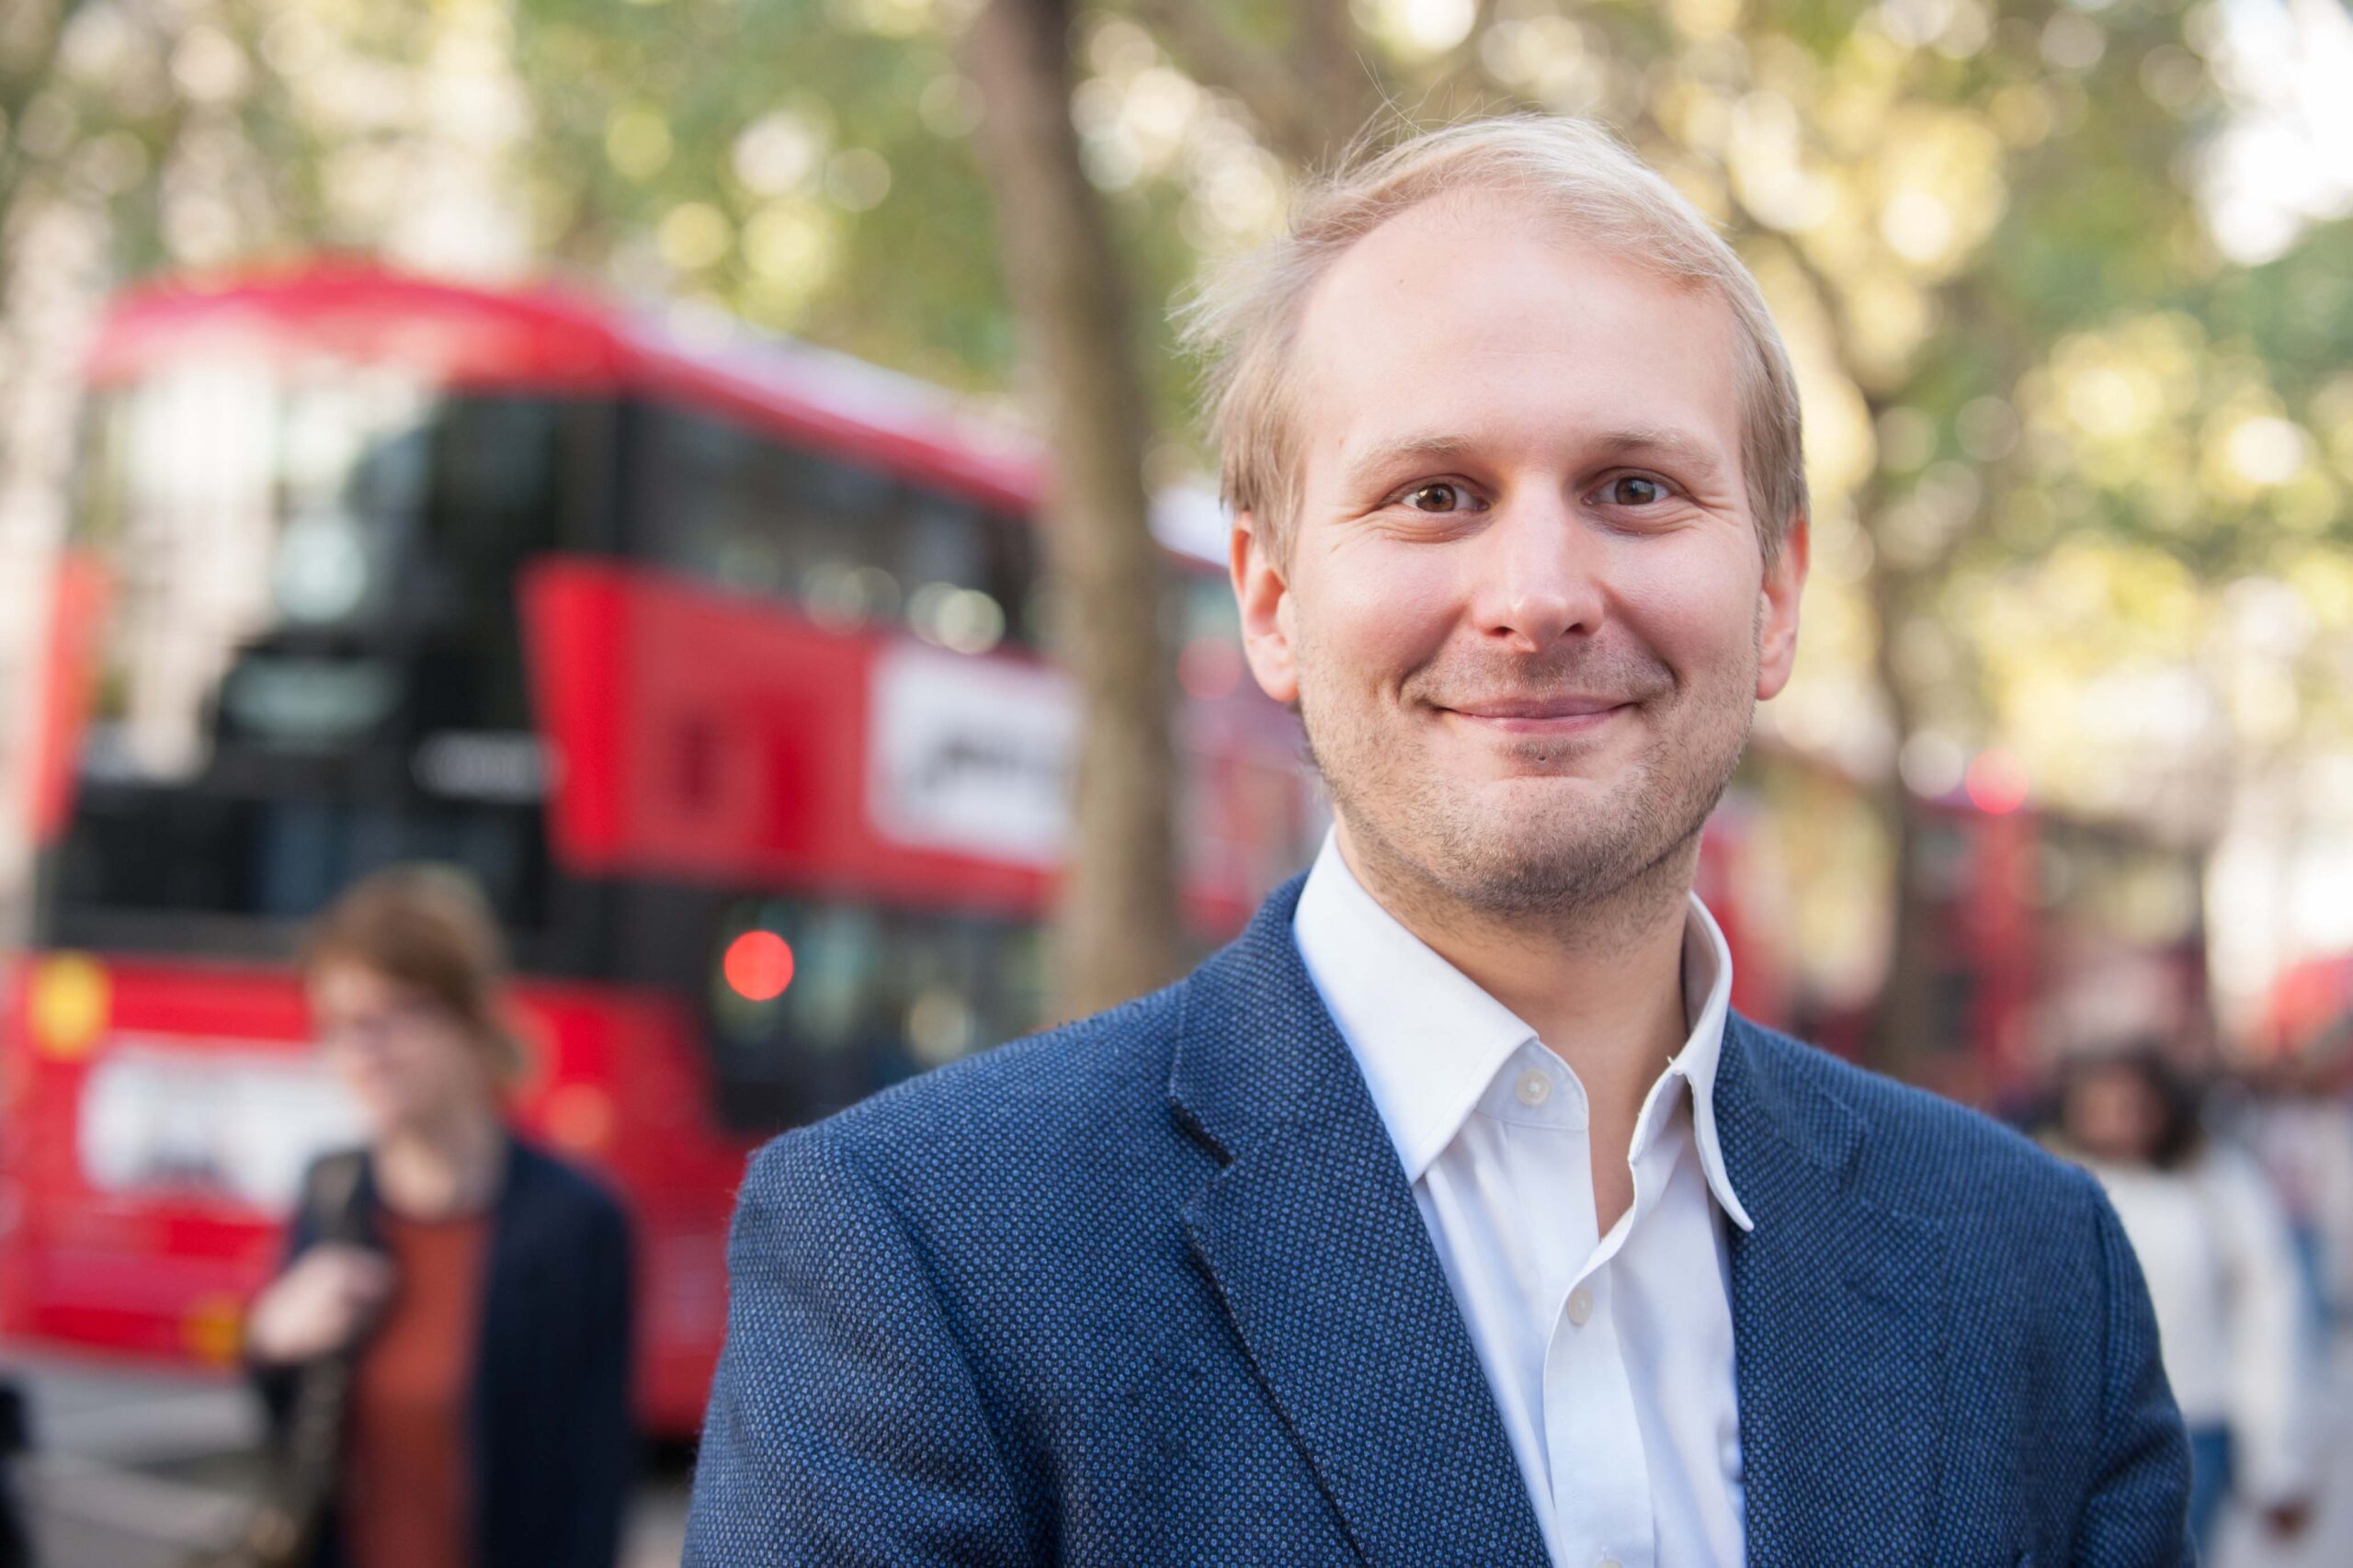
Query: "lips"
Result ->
[[1443, 695, 1631, 721], [1433, 695, 1639, 738]]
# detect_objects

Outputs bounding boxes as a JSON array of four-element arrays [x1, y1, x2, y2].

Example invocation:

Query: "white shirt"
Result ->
[[1293, 834, 1751, 1568]]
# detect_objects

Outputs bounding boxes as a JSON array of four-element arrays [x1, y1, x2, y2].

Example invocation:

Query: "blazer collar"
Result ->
[[1169, 875, 1549, 1568], [1715, 1016, 1953, 1566], [1165, 875, 1321, 1165]]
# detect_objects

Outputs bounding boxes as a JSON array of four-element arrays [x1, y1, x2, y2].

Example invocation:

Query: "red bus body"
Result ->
[[1, 957, 732, 1432]]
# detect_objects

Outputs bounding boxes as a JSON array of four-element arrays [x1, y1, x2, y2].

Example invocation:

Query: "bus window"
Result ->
[[629, 403, 1040, 654], [701, 894, 1047, 1131], [46, 360, 603, 961]]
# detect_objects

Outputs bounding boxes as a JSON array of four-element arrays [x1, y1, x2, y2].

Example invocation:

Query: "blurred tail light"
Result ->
[[28, 954, 110, 1062]]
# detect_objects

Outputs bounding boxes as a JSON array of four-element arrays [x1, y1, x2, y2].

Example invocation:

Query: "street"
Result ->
[[3, 1351, 688, 1567], [3, 1339, 2347, 1565]]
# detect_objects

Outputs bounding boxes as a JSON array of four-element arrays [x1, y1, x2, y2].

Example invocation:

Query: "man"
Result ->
[[686, 118, 2191, 1567]]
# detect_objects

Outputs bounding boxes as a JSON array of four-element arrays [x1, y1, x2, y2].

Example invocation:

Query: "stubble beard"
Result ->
[[1297, 630, 1759, 937]]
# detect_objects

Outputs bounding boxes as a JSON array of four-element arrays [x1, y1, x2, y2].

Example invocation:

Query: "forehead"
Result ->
[[1290, 191, 1743, 488], [310, 960, 413, 1011]]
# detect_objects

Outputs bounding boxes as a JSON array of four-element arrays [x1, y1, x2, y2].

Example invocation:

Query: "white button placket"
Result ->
[[1542, 1263, 1653, 1568], [1540, 1078, 1689, 1568]]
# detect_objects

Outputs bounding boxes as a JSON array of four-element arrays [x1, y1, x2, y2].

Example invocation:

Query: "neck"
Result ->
[[375, 1098, 505, 1220], [1333, 816, 1697, 1138]]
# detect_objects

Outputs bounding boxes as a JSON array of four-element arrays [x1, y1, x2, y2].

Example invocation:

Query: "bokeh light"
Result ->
[[723, 931, 797, 1003], [1965, 751, 2030, 816]]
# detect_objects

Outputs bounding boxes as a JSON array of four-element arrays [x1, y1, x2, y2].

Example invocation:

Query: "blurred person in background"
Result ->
[[241, 867, 634, 1568], [2054, 1046, 2313, 1556], [2236, 1035, 2353, 1336]]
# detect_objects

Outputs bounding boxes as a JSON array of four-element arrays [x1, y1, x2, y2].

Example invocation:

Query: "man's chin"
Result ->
[[1455, 766, 1628, 801]]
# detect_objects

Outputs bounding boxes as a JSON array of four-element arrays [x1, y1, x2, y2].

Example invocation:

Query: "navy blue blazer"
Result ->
[[686, 878, 2191, 1565], [263, 1134, 635, 1568]]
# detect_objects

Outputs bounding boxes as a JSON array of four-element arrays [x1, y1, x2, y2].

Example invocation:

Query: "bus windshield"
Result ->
[[45, 357, 604, 958], [625, 402, 1044, 654]]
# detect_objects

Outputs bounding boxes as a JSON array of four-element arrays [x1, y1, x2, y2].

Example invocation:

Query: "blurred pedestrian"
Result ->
[[237, 866, 634, 1568], [2055, 1046, 2313, 1556], [2237, 1040, 2353, 1335]]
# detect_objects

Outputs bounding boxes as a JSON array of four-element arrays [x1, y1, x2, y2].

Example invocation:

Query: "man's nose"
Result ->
[[1468, 492, 1606, 652]]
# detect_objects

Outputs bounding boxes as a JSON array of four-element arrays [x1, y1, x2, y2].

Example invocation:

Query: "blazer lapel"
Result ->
[[1169, 881, 1548, 1568], [1716, 1017, 1950, 1567]]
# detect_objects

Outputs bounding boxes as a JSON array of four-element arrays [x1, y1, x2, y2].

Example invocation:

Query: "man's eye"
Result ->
[[1400, 482, 1476, 513], [1597, 475, 1670, 506]]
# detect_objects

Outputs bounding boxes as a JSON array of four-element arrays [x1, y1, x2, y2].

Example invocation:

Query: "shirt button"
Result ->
[[1567, 1287, 1594, 1326], [1515, 1070, 1552, 1107], [1597, 1559, 1623, 1568]]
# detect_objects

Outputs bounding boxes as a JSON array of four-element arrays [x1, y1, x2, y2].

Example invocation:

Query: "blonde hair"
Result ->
[[1179, 115, 1806, 566], [302, 865, 528, 1085]]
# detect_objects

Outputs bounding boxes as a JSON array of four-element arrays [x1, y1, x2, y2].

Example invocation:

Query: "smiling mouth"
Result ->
[[1437, 697, 1635, 733]]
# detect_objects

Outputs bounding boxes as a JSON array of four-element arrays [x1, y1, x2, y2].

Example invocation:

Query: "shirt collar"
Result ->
[[1291, 831, 1754, 1233]]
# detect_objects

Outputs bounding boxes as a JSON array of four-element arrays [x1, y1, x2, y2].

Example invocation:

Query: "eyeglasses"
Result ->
[[317, 995, 449, 1051]]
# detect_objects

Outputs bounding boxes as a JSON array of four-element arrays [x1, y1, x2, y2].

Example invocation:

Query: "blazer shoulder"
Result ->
[[503, 1134, 631, 1249], [1735, 1019, 2100, 1221]]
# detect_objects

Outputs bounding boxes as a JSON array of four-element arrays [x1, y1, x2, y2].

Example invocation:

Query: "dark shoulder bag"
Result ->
[[190, 1151, 373, 1568]]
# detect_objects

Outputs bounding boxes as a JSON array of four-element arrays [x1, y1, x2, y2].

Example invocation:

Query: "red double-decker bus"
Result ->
[[2, 264, 1320, 1434]]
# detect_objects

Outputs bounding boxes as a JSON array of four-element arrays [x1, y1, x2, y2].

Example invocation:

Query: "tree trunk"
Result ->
[[1864, 545, 1939, 1082], [963, 0, 1185, 1020], [1130, 0, 1387, 170]]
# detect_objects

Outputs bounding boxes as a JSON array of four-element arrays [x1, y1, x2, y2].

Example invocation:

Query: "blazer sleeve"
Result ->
[[2074, 1182, 2195, 1565], [683, 1126, 1030, 1568]]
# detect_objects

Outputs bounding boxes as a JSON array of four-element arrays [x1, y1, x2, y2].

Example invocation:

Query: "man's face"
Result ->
[[1233, 191, 1808, 917]]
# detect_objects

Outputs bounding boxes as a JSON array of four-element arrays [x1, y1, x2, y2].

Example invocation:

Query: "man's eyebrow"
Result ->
[[1591, 426, 1728, 476], [1336, 426, 1731, 497], [1336, 433, 1481, 496]]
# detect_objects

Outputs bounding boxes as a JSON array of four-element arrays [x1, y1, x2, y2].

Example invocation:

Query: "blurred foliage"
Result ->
[[496, 0, 2347, 848]]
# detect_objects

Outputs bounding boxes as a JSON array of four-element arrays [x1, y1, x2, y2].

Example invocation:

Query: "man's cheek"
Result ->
[[1615, 559, 1753, 673], [1313, 560, 1459, 671]]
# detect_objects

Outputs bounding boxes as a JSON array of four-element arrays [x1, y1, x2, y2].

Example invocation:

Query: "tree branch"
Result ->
[[1122, 0, 1333, 169]]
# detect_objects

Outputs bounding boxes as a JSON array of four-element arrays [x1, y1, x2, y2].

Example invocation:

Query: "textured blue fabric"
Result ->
[[685, 876, 2193, 1566]]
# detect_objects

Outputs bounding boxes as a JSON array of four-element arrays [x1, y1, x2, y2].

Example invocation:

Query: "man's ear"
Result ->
[[1756, 511, 1809, 702], [1231, 512, 1299, 704]]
